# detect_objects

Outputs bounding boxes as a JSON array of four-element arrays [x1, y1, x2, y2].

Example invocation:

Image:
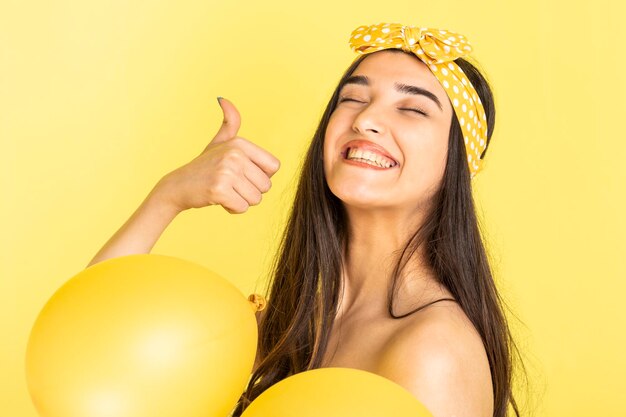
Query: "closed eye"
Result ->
[[400, 107, 428, 116], [338, 97, 428, 116], [338, 97, 362, 103]]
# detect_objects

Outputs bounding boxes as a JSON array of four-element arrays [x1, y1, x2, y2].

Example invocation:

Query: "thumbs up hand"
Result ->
[[154, 97, 281, 214]]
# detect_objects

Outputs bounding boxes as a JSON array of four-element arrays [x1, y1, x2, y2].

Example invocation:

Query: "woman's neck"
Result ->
[[337, 207, 447, 320]]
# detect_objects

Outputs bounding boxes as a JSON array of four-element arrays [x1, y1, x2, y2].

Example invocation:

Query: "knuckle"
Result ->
[[224, 148, 245, 162], [211, 181, 229, 198], [215, 160, 236, 176], [230, 136, 247, 148], [231, 136, 246, 146]]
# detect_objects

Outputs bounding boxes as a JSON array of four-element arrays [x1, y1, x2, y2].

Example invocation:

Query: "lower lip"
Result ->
[[342, 157, 396, 170]]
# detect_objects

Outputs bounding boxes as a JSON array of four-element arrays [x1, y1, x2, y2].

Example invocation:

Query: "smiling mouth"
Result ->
[[341, 147, 399, 169]]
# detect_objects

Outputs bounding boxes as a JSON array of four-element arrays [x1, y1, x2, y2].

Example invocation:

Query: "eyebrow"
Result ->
[[339, 74, 443, 112]]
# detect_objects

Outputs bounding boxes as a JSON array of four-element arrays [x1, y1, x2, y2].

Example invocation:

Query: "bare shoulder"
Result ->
[[377, 301, 494, 417]]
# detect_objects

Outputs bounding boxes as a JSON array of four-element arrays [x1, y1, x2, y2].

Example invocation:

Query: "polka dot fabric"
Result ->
[[348, 23, 488, 179]]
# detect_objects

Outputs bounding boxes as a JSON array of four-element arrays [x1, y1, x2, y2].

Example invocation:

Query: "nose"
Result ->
[[351, 102, 387, 135]]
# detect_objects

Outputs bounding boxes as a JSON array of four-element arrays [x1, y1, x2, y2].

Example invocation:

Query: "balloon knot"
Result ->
[[248, 293, 267, 313]]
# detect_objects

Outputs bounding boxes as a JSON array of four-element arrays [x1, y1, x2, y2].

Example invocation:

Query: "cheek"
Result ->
[[327, 109, 354, 132], [323, 116, 343, 155], [325, 113, 341, 135], [401, 129, 449, 177], [322, 131, 333, 160], [322, 132, 335, 174], [423, 140, 448, 183]]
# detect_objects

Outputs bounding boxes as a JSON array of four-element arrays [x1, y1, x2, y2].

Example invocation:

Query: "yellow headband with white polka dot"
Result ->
[[348, 23, 488, 179]]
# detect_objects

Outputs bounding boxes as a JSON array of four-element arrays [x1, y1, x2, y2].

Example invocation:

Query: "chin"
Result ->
[[328, 182, 393, 208]]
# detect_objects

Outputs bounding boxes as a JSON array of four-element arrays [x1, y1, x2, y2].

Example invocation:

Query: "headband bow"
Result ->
[[348, 23, 488, 179]]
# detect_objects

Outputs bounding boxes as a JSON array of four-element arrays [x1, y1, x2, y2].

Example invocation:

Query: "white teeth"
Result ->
[[346, 147, 395, 168]]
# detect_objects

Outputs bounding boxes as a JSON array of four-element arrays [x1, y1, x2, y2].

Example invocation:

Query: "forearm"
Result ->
[[85, 188, 181, 268]]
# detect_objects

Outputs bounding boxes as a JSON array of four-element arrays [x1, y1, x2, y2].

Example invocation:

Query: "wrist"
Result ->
[[146, 183, 183, 218]]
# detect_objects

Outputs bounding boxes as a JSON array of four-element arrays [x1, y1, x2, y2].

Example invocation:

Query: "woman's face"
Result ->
[[323, 50, 453, 212]]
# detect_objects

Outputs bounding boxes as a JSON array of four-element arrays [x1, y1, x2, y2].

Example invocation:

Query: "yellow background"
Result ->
[[1, 0, 624, 416]]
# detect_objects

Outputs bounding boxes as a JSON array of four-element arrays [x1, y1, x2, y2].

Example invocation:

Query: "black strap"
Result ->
[[399, 297, 458, 317], [415, 297, 457, 311]]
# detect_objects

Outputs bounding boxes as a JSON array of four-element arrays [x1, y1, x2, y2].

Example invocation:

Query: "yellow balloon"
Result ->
[[241, 367, 434, 417], [25, 254, 257, 417]]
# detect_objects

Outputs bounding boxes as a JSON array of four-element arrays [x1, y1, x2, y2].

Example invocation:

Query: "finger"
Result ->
[[233, 138, 281, 178], [243, 159, 273, 193], [232, 176, 263, 207], [222, 185, 251, 214], [210, 97, 241, 145]]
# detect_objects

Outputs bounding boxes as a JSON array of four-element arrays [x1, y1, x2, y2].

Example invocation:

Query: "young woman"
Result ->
[[87, 23, 524, 417]]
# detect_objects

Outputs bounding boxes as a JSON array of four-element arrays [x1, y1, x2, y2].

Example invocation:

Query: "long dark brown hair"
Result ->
[[232, 49, 527, 417]]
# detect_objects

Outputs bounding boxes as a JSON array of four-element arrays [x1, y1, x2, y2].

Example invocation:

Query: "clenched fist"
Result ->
[[154, 97, 281, 214]]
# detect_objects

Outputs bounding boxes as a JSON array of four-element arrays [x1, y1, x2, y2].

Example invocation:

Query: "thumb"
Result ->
[[210, 97, 241, 144]]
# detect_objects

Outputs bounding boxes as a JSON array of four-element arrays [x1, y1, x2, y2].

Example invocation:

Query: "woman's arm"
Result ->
[[85, 186, 180, 268], [86, 97, 280, 269]]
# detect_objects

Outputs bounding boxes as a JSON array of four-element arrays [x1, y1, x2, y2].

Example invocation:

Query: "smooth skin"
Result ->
[[319, 50, 494, 417], [86, 97, 280, 267], [88, 54, 493, 416]]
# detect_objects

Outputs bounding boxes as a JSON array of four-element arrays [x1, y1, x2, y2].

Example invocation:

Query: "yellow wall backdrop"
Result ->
[[1, 0, 624, 416]]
